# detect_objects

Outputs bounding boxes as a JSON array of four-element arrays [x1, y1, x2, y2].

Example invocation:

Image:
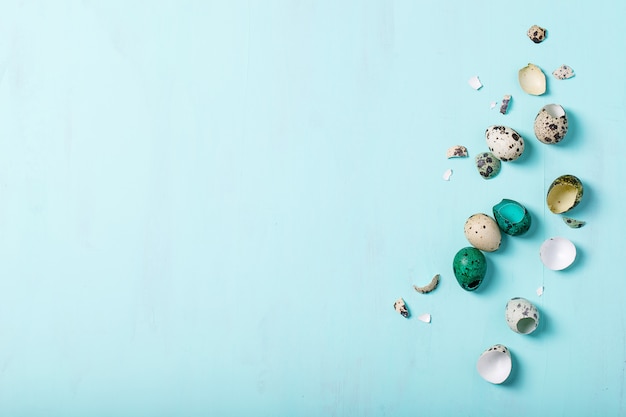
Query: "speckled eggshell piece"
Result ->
[[475, 152, 501, 180], [534, 104, 568, 144], [527, 25, 547, 43], [485, 125, 525, 161], [452, 247, 487, 291], [553, 65, 575, 80], [505, 297, 539, 334], [464, 213, 501, 252]]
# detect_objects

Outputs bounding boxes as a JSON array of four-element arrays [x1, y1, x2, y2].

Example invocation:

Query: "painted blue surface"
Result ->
[[0, 1, 624, 415]]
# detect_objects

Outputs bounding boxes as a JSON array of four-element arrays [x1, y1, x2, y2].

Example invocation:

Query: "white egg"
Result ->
[[485, 125, 525, 161], [464, 213, 501, 252]]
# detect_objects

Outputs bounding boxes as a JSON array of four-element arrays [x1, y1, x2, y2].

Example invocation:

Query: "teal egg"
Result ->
[[453, 247, 487, 291], [492, 199, 532, 236]]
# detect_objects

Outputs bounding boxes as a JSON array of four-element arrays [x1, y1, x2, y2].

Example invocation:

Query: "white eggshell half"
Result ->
[[464, 213, 501, 252], [477, 344, 512, 384], [540, 237, 576, 270]]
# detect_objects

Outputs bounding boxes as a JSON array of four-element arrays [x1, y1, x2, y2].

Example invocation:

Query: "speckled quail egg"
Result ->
[[534, 104, 568, 144], [475, 152, 501, 179], [464, 213, 501, 252], [527, 25, 547, 43], [452, 247, 487, 291], [485, 125, 525, 161]]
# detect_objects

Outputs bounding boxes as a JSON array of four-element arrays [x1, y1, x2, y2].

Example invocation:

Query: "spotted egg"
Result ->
[[485, 126, 525, 161], [534, 104, 568, 144], [475, 151, 501, 179], [453, 247, 487, 291], [464, 213, 501, 252]]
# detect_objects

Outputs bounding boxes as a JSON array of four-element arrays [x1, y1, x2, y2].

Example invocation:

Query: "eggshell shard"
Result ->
[[485, 125, 525, 161], [562, 216, 586, 228], [527, 25, 547, 43], [492, 199, 531, 236], [540, 237, 577, 270], [417, 313, 431, 323], [393, 297, 410, 318], [442, 168, 453, 181], [534, 104, 568, 144], [475, 152, 501, 180], [546, 174, 583, 214], [452, 247, 487, 291], [477, 344, 512, 384], [446, 145, 468, 158], [499, 95, 511, 114], [464, 213, 501, 252], [413, 274, 440, 294], [505, 297, 540, 334], [553, 65, 575, 80], [518, 63, 546, 95], [468, 75, 483, 90]]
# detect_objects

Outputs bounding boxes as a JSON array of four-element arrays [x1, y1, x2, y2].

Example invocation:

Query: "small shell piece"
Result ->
[[417, 313, 431, 323], [505, 297, 540, 334], [446, 145, 468, 158], [562, 216, 586, 228], [485, 125, 525, 161], [477, 344, 512, 384], [453, 247, 487, 291], [464, 213, 502, 252], [553, 65, 575, 80], [499, 95, 511, 115], [442, 168, 453, 181], [394, 297, 410, 318], [527, 25, 547, 43], [534, 104, 568, 144], [547, 174, 583, 214], [492, 199, 532, 236], [468, 75, 483, 90], [413, 274, 440, 294], [540, 237, 577, 270], [518, 63, 546, 95], [475, 152, 501, 180]]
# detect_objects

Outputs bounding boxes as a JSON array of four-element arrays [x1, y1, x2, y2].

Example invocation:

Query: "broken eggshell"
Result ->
[[485, 125, 525, 161], [393, 297, 410, 318], [492, 199, 531, 236], [446, 145, 468, 158], [518, 63, 546, 95], [476, 344, 512, 384], [562, 216, 586, 228], [540, 237, 577, 270], [527, 25, 547, 43], [505, 297, 540, 334], [547, 174, 583, 214], [553, 64, 575, 80], [453, 247, 487, 291], [464, 213, 501, 252], [534, 104, 568, 144], [475, 152, 501, 180]]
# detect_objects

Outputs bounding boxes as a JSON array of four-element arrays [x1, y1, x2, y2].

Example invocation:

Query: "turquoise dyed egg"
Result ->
[[492, 199, 532, 236], [453, 247, 487, 291]]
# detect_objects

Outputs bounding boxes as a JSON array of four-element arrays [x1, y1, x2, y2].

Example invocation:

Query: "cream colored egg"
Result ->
[[464, 213, 502, 252]]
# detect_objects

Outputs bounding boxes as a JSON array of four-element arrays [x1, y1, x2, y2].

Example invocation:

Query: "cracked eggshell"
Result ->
[[492, 199, 531, 236], [547, 174, 583, 214], [505, 297, 540, 334], [453, 247, 487, 291], [485, 125, 525, 161], [464, 213, 501, 252], [534, 104, 568, 144], [475, 152, 501, 180], [540, 237, 576, 270], [518, 63, 546, 95], [527, 25, 547, 43], [477, 344, 512, 384]]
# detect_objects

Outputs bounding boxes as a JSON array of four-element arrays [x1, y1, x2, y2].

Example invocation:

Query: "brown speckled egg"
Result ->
[[527, 25, 547, 43], [485, 125, 525, 161], [534, 104, 568, 144], [464, 213, 501, 252]]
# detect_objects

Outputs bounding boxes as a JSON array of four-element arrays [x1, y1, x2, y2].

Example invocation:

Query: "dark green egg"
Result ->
[[453, 247, 487, 291], [493, 199, 532, 236]]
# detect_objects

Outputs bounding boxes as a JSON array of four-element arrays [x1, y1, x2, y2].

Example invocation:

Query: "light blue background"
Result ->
[[0, 1, 624, 416]]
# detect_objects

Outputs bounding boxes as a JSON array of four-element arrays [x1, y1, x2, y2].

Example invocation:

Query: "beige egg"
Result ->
[[464, 213, 501, 252]]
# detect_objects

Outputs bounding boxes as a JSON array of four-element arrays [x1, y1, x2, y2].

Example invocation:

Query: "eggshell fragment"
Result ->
[[492, 199, 531, 236], [413, 274, 440, 294], [534, 104, 568, 144], [505, 297, 540, 334], [468, 76, 483, 90], [417, 313, 431, 323], [477, 344, 512, 384], [553, 65, 575, 80], [464, 213, 501, 252], [446, 145, 468, 158], [499, 95, 511, 114], [442, 169, 453, 181], [540, 237, 576, 270], [518, 63, 546, 95], [475, 152, 501, 180], [562, 216, 586, 228], [485, 125, 525, 161], [546, 174, 583, 214], [453, 247, 487, 291], [527, 25, 547, 43], [394, 297, 410, 318]]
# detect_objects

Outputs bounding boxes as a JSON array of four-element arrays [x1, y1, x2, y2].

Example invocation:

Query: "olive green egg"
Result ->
[[453, 247, 487, 291]]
